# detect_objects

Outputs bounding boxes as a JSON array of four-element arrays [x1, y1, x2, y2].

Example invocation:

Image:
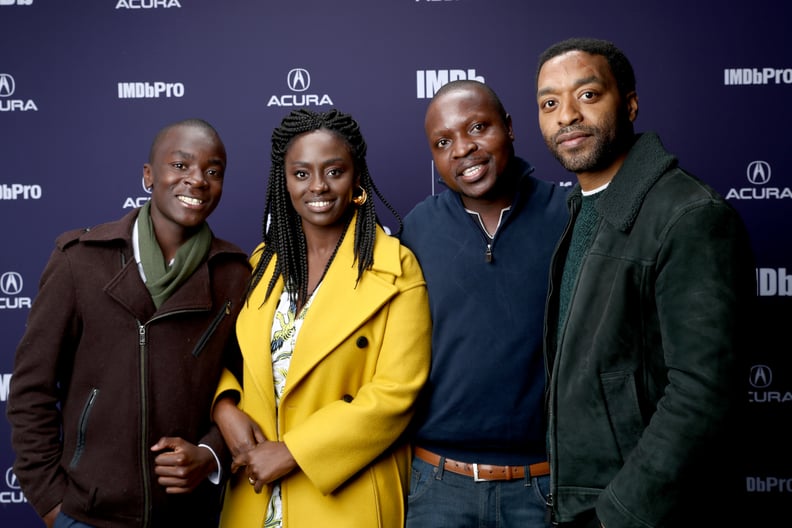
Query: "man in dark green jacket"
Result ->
[[535, 38, 754, 528]]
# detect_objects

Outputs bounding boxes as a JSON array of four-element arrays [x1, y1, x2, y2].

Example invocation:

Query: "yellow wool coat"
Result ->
[[216, 222, 431, 528]]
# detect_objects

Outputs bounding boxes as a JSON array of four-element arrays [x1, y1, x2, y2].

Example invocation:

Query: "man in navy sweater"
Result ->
[[401, 79, 568, 527]]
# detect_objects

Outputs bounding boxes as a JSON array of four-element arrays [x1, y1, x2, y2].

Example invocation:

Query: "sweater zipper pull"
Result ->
[[485, 243, 492, 263]]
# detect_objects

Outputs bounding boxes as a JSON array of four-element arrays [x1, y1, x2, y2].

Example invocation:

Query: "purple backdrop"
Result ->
[[1, 0, 790, 525]]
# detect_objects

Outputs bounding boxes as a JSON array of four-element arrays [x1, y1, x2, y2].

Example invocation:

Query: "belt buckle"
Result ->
[[472, 463, 488, 482]]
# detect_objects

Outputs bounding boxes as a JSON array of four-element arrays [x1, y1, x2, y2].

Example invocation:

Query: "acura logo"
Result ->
[[287, 68, 310, 92], [0, 73, 15, 97], [0, 271, 23, 295], [5, 467, 19, 490], [749, 364, 772, 389], [746, 160, 771, 185]]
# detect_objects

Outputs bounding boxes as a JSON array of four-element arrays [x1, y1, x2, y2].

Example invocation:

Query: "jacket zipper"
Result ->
[[136, 305, 220, 526], [138, 322, 151, 528], [69, 388, 99, 469], [192, 300, 232, 357]]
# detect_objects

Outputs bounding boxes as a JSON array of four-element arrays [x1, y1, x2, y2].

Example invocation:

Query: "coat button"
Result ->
[[342, 394, 354, 403], [356, 336, 368, 348]]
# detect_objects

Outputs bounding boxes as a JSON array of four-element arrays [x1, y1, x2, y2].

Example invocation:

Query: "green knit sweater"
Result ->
[[557, 192, 602, 342]]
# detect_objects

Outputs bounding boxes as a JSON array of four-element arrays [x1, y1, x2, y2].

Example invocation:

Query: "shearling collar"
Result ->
[[567, 132, 678, 232]]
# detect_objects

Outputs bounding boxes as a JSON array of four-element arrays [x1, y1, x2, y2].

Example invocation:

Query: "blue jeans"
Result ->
[[406, 456, 552, 528], [53, 512, 96, 528]]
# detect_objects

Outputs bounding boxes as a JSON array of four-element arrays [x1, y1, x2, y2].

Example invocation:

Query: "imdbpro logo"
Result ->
[[287, 69, 310, 92], [0, 74, 15, 97], [0, 272, 22, 295]]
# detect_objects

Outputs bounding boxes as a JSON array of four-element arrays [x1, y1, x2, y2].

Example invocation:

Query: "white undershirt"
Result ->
[[581, 181, 610, 196]]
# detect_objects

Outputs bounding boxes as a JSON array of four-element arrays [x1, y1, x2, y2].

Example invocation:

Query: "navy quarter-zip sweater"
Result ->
[[400, 157, 568, 465]]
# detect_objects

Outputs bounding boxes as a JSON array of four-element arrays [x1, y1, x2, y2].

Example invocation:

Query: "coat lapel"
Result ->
[[284, 224, 399, 398], [237, 224, 402, 411]]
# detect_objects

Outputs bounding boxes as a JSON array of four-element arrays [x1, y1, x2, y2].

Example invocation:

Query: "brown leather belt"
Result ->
[[414, 447, 550, 482]]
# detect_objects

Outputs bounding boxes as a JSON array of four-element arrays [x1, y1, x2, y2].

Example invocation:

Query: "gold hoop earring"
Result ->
[[352, 187, 368, 206]]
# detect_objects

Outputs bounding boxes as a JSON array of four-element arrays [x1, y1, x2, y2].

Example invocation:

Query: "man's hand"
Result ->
[[151, 437, 215, 494], [212, 397, 265, 459]]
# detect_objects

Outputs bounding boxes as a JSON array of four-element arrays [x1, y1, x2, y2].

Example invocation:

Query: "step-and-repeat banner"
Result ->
[[1, 0, 789, 525]]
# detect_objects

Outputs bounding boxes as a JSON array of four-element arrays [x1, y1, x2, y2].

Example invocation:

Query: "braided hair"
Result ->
[[249, 108, 402, 306]]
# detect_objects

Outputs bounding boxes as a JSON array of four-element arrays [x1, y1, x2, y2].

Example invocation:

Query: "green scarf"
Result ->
[[137, 201, 212, 308]]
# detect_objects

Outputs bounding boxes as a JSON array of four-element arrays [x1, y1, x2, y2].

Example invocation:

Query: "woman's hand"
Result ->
[[233, 441, 297, 494]]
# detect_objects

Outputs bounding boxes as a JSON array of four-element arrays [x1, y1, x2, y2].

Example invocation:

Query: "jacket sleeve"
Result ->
[[204, 294, 248, 471], [6, 246, 79, 517], [214, 368, 243, 406], [283, 246, 432, 495], [597, 200, 754, 527]]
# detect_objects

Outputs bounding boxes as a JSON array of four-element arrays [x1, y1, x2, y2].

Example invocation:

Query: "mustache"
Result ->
[[553, 125, 597, 143]]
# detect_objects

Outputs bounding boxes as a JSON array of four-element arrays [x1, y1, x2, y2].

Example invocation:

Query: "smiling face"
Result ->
[[424, 84, 515, 205], [143, 123, 226, 238], [536, 50, 638, 188], [284, 129, 357, 235]]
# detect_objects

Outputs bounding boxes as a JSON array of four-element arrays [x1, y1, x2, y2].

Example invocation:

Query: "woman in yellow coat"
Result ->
[[213, 109, 431, 528]]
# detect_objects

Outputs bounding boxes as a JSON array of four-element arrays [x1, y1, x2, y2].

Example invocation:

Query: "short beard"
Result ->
[[545, 111, 632, 174]]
